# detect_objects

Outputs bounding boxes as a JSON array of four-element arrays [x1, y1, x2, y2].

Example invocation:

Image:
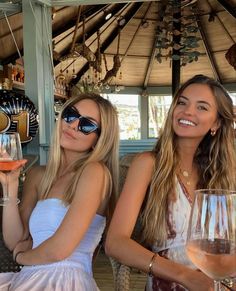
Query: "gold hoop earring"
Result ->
[[211, 129, 216, 136]]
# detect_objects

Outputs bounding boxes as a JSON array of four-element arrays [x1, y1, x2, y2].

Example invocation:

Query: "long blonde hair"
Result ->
[[141, 75, 236, 246], [39, 93, 119, 221]]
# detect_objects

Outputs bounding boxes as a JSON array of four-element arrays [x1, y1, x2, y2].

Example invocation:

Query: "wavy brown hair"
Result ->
[[141, 75, 236, 246], [39, 93, 119, 222]]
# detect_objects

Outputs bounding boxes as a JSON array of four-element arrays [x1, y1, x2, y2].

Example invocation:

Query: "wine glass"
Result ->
[[0, 132, 23, 206], [186, 189, 236, 291]]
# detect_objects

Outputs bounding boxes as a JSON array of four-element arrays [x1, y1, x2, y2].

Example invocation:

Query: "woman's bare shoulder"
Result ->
[[132, 151, 155, 167], [26, 165, 46, 183], [82, 161, 108, 177]]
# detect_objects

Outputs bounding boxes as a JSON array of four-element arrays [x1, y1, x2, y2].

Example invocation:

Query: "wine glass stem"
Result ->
[[214, 280, 221, 291], [3, 173, 8, 200]]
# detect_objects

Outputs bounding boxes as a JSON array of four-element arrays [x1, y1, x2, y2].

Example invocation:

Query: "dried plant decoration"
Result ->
[[156, 0, 202, 66]]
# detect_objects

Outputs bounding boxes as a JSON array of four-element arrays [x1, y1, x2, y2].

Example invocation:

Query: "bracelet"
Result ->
[[148, 253, 157, 276], [14, 251, 24, 263]]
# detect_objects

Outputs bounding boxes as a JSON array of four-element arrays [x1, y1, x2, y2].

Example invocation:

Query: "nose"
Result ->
[[68, 118, 79, 131], [184, 103, 195, 115]]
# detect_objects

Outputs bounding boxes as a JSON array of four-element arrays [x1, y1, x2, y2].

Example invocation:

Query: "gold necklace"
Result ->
[[179, 167, 192, 186]]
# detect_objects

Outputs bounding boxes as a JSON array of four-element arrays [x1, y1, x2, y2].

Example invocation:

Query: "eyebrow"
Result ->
[[73, 106, 99, 124], [179, 95, 212, 107]]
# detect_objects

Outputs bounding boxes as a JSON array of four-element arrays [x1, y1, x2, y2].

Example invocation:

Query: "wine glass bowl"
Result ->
[[186, 189, 236, 290], [0, 132, 23, 206]]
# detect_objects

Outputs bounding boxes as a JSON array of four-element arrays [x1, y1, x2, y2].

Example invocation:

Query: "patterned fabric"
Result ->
[[146, 178, 195, 291]]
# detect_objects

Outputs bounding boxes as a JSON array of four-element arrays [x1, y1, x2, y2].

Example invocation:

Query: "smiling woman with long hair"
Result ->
[[0, 93, 119, 291], [106, 75, 236, 291]]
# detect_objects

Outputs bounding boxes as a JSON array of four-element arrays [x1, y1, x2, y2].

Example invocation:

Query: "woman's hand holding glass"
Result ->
[[182, 268, 214, 291], [0, 132, 27, 206], [186, 189, 236, 291]]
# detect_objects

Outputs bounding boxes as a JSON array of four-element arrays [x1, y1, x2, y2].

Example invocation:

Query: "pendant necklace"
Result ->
[[180, 167, 192, 186]]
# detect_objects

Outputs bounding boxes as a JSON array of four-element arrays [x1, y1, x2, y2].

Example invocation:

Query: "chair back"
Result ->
[[110, 153, 139, 290]]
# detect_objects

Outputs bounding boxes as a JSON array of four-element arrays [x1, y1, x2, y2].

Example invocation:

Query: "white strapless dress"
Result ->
[[0, 198, 106, 291]]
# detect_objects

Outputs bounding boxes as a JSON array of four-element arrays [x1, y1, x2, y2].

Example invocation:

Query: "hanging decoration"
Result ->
[[0, 90, 39, 144], [225, 43, 236, 70], [71, 61, 77, 79], [61, 16, 96, 66], [90, 30, 102, 73], [155, 0, 202, 66], [58, 15, 122, 94], [102, 29, 121, 85]]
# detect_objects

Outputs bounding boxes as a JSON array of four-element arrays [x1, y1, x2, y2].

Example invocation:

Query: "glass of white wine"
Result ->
[[0, 132, 24, 206], [186, 189, 236, 291]]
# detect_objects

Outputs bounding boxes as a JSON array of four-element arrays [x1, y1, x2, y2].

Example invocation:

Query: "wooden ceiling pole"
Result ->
[[70, 6, 82, 52], [1, 5, 107, 66], [172, 1, 181, 96], [54, 3, 127, 65], [143, 38, 157, 90], [1, 51, 23, 66], [206, 0, 235, 43], [51, 0, 149, 5], [70, 2, 143, 86], [53, 5, 106, 39], [196, 14, 221, 82], [216, 0, 236, 19], [121, 1, 152, 66], [143, 2, 165, 90]]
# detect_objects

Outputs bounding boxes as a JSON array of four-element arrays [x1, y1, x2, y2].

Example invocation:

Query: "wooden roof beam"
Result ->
[[1, 4, 117, 66], [121, 2, 152, 67], [143, 2, 166, 90], [70, 2, 143, 86], [52, 5, 107, 39], [216, 0, 236, 19], [143, 39, 158, 90], [1, 50, 23, 66], [196, 14, 221, 82], [54, 3, 127, 66], [51, 0, 149, 6]]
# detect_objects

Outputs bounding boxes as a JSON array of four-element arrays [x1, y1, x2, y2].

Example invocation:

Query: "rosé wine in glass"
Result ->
[[186, 189, 236, 291], [0, 132, 23, 206]]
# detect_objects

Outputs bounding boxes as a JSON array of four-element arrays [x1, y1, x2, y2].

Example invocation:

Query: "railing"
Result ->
[[119, 139, 156, 157], [40, 139, 156, 162]]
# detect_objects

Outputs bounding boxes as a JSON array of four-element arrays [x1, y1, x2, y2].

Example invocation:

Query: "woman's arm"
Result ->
[[105, 152, 213, 291], [14, 162, 108, 265], [105, 152, 156, 270], [2, 166, 41, 250]]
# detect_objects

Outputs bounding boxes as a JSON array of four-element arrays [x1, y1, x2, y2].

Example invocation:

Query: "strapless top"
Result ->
[[29, 198, 106, 274]]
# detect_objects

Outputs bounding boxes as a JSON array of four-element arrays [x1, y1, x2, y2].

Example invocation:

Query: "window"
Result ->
[[103, 94, 140, 140], [148, 95, 172, 138], [229, 92, 236, 105]]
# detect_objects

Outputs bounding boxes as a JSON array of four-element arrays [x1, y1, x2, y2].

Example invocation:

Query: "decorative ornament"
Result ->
[[156, 0, 202, 66], [102, 29, 121, 84], [225, 43, 236, 70], [0, 90, 39, 144]]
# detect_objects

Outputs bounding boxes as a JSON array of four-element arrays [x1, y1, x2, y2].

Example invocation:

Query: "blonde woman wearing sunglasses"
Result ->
[[0, 93, 119, 291]]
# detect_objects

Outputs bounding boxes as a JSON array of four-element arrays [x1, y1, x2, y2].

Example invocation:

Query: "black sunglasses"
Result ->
[[61, 106, 100, 135]]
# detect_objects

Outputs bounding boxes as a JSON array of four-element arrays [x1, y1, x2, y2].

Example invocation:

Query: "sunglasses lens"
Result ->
[[62, 106, 99, 135], [62, 107, 79, 123], [79, 118, 98, 134]]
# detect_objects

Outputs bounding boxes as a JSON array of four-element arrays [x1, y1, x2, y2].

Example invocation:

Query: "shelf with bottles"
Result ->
[[0, 64, 69, 100], [54, 78, 69, 100]]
